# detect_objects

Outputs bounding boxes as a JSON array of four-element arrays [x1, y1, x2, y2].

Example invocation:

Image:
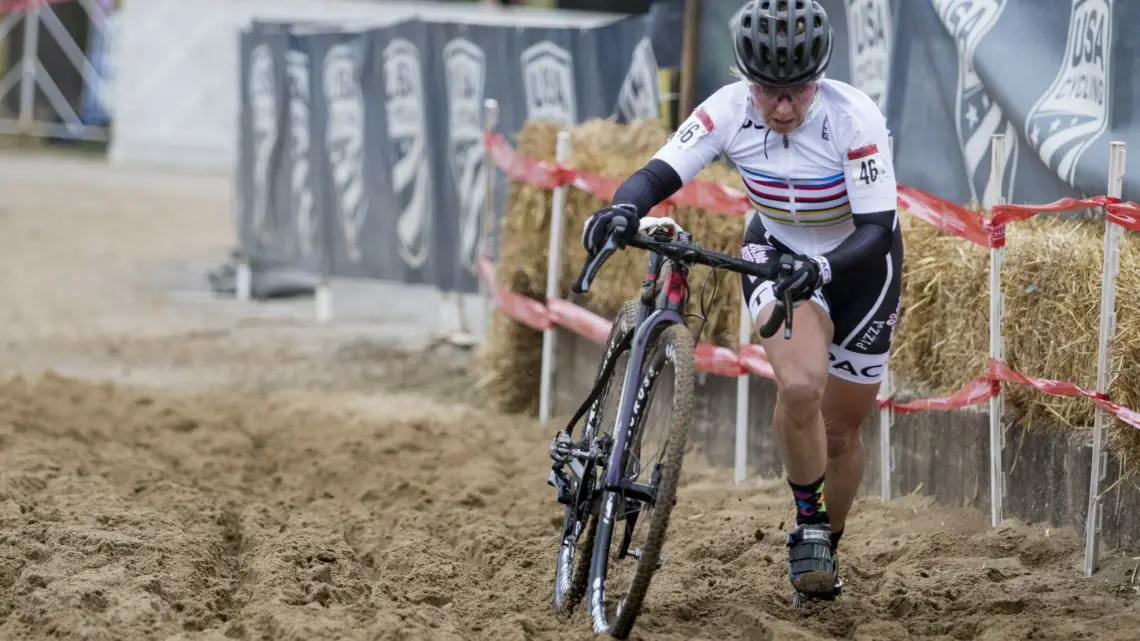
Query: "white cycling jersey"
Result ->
[[653, 78, 897, 257]]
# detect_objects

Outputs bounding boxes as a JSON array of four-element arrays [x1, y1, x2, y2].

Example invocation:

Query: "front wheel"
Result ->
[[553, 300, 640, 614], [587, 322, 695, 639]]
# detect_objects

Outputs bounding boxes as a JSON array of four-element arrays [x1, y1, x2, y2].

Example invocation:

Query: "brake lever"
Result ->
[[571, 223, 628, 295], [782, 287, 794, 339]]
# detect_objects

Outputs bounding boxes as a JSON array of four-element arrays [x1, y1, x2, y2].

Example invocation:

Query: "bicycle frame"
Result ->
[[551, 224, 794, 632], [602, 238, 691, 490]]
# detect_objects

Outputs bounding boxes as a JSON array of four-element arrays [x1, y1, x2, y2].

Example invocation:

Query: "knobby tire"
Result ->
[[588, 320, 695, 639]]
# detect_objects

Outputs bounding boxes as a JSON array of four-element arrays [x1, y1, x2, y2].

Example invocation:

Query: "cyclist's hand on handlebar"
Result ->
[[772, 253, 829, 302], [582, 203, 639, 254]]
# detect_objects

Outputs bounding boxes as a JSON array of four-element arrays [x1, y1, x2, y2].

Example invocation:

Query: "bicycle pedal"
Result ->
[[549, 435, 571, 464], [629, 547, 665, 569]]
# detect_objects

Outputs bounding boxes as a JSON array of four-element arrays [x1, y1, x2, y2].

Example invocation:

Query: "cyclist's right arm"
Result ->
[[609, 92, 732, 216]]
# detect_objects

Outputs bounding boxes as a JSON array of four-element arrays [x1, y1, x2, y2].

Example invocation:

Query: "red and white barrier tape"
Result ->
[[482, 133, 1140, 425], [1107, 201, 1140, 232]]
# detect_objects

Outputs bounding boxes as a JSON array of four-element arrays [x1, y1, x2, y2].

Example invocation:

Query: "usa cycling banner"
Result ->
[[234, 6, 683, 294], [235, 22, 331, 276], [697, 0, 1135, 209], [887, 0, 1133, 208]]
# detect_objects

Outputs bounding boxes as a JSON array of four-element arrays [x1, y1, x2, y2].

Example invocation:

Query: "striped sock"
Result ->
[[789, 474, 829, 526]]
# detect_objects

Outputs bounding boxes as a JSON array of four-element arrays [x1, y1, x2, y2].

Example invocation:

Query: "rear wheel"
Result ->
[[553, 300, 641, 614], [587, 322, 695, 638]]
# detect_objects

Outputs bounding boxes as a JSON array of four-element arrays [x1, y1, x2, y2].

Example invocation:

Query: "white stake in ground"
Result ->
[[539, 131, 572, 425], [1084, 140, 1127, 577], [735, 211, 755, 485], [988, 133, 1007, 528], [236, 256, 253, 302], [315, 277, 333, 324], [478, 98, 500, 334], [881, 133, 895, 502], [879, 365, 893, 501]]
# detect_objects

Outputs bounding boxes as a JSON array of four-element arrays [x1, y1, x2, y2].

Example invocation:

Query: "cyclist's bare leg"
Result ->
[[754, 300, 834, 487], [820, 375, 880, 536]]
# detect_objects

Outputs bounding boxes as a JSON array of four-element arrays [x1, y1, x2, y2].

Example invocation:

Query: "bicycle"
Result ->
[[546, 217, 795, 639]]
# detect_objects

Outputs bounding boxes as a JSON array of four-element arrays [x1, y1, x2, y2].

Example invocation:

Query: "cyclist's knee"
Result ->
[[777, 376, 825, 413], [825, 423, 863, 458]]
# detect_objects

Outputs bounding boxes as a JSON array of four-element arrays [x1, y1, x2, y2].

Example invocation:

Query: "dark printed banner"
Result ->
[[697, 0, 1137, 209], [235, 5, 684, 294]]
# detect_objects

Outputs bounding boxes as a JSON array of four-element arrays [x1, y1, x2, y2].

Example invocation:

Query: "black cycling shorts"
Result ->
[[739, 215, 903, 385]]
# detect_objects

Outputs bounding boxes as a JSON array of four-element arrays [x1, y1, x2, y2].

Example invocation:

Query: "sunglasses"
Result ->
[[751, 81, 816, 100]]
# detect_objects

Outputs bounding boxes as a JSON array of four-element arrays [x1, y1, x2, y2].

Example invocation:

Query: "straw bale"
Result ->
[[889, 210, 1140, 462], [1000, 216, 1106, 428], [473, 121, 561, 415], [1107, 235, 1140, 463], [474, 308, 545, 415], [887, 210, 946, 389]]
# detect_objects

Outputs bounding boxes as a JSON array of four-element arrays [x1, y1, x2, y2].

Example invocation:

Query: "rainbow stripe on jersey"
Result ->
[[738, 165, 851, 227]]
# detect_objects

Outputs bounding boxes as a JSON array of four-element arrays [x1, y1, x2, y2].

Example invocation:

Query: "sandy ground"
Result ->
[[0, 150, 1138, 640]]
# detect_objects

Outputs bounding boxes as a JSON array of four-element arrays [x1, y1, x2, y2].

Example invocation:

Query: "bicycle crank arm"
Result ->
[[605, 480, 658, 506]]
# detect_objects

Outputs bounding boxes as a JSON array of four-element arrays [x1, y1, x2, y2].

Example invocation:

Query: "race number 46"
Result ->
[[671, 107, 714, 150], [845, 142, 889, 191], [858, 157, 880, 185]]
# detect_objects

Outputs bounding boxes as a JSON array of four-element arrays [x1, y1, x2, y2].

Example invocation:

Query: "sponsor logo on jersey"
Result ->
[[285, 48, 317, 259], [444, 37, 487, 274], [615, 37, 660, 123], [855, 318, 887, 352], [828, 350, 885, 380], [521, 41, 576, 125], [934, 0, 1018, 209], [1026, 0, 1113, 187], [384, 38, 432, 269], [324, 41, 367, 263], [249, 43, 277, 245], [846, 0, 892, 113]]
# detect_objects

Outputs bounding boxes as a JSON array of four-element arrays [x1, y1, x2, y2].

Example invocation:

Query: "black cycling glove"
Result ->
[[582, 203, 639, 254], [772, 254, 829, 302]]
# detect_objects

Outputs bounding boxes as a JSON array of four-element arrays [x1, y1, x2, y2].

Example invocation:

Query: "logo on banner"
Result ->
[[249, 43, 277, 244], [384, 38, 432, 270], [444, 37, 487, 274], [285, 49, 318, 259], [324, 42, 368, 263], [1026, 0, 1113, 187], [846, 0, 892, 113], [615, 37, 660, 123], [934, 0, 1018, 209], [521, 41, 576, 125]]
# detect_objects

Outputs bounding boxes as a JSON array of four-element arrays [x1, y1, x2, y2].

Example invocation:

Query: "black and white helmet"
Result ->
[[731, 0, 833, 87]]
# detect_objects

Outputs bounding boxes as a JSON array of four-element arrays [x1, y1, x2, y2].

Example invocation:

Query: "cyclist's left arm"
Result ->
[[609, 95, 732, 217], [812, 107, 898, 281]]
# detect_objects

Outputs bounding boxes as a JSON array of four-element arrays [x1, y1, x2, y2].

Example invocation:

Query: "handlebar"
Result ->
[[571, 224, 796, 340]]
